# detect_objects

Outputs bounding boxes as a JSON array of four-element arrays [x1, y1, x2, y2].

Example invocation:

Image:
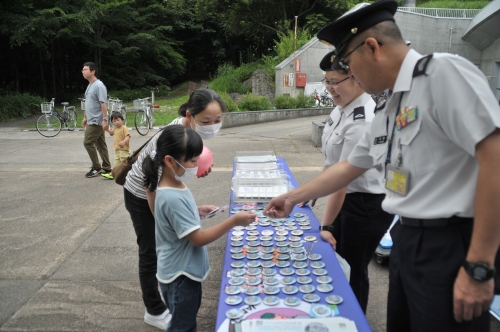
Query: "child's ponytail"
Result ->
[[142, 152, 160, 192]]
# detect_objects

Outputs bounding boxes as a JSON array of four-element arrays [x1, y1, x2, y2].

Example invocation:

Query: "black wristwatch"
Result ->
[[463, 261, 495, 282], [319, 225, 334, 232]]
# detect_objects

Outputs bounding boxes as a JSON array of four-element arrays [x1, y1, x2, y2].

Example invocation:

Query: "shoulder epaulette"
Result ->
[[413, 54, 433, 77], [353, 106, 365, 120]]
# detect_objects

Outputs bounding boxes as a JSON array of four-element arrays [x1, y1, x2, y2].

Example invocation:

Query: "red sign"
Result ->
[[294, 58, 300, 72]]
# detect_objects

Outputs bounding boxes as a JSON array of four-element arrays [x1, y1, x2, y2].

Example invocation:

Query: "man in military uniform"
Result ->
[[264, 0, 500, 331]]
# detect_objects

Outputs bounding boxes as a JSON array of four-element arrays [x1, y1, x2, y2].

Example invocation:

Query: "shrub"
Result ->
[[0, 93, 46, 121], [210, 61, 266, 94], [295, 91, 316, 108], [274, 95, 296, 109], [218, 92, 239, 112], [238, 94, 271, 112]]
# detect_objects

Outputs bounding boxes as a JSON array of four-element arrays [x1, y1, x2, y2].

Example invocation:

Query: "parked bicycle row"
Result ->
[[36, 88, 159, 137]]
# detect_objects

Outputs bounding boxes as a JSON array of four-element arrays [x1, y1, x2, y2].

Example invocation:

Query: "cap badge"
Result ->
[[351, 27, 358, 34], [330, 55, 336, 63]]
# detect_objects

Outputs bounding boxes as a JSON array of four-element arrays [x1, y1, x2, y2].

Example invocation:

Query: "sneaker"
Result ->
[[101, 169, 112, 174], [101, 173, 114, 179], [144, 309, 171, 330], [85, 167, 101, 178]]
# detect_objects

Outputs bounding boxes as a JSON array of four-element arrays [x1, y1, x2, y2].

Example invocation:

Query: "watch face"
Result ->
[[474, 266, 488, 280]]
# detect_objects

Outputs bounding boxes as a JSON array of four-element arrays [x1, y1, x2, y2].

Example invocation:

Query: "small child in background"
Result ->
[[142, 125, 256, 332], [102, 112, 130, 179]]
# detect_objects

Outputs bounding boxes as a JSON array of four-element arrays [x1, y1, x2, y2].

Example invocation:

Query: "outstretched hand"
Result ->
[[198, 205, 218, 218], [264, 195, 295, 219], [233, 211, 257, 227]]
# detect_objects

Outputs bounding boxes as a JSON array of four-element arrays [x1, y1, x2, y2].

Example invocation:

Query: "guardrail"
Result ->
[[398, 7, 481, 19]]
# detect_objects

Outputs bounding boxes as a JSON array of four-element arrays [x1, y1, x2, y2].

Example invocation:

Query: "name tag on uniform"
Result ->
[[374, 136, 387, 145], [396, 106, 418, 131], [327, 117, 333, 126], [385, 164, 410, 196]]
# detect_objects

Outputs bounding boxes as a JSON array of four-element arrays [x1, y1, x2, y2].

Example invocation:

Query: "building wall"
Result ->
[[275, 39, 333, 98], [480, 38, 500, 99]]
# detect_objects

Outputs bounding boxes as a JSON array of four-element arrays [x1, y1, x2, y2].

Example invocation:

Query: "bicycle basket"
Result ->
[[41, 102, 52, 114], [133, 98, 149, 110], [80, 100, 86, 111]]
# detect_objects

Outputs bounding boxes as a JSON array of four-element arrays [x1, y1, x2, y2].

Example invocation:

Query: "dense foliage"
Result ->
[[274, 92, 315, 109], [0, 93, 46, 121]]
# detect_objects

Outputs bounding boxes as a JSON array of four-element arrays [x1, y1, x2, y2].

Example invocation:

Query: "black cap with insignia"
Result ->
[[317, 0, 398, 70], [319, 50, 337, 71]]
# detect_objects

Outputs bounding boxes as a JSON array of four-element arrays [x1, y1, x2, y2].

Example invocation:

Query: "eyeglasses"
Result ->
[[339, 40, 383, 71], [81, 69, 89, 72], [322, 76, 352, 87]]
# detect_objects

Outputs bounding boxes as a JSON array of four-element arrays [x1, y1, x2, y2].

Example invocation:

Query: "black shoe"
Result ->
[[86, 167, 102, 178]]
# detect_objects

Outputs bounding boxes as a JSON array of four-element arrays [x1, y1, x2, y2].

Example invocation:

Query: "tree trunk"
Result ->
[[51, 39, 56, 98], [39, 49, 47, 98]]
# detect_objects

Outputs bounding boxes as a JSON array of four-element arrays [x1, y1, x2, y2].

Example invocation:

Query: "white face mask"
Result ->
[[191, 118, 221, 140], [172, 159, 198, 182]]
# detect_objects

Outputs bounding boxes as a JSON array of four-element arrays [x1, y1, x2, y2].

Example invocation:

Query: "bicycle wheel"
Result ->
[[64, 108, 77, 131], [120, 106, 128, 126], [135, 110, 150, 136], [148, 107, 155, 129], [37, 114, 62, 137]]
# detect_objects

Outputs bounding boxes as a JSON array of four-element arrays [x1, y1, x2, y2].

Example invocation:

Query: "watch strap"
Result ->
[[463, 261, 495, 281], [319, 225, 334, 231]]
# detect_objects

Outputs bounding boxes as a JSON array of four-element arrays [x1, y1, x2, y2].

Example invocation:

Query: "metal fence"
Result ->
[[398, 7, 481, 19]]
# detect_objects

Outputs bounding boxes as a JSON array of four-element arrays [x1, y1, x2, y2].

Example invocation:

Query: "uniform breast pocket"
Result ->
[[397, 118, 437, 175], [368, 144, 386, 171]]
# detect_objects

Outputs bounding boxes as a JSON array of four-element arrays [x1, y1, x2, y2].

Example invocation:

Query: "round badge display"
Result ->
[[263, 277, 279, 286], [300, 226, 312, 230], [230, 269, 246, 277], [299, 284, 315, 294], [231, 261, 245, 268], [246, 247, 259, 254], [263, 296, 280, 306], [231, 236, 243, 241], [294, 254, 307, 261], [245, 236, 258, 241], [262, 268, 277, 276], [263, 286, 280, 295], [276, 254, 290, 260], [295, 217, 306, 222], [280, 268, 295, 276], [232, 231, 244, 236], [246, 253, 260, 260], [261, 241, 273, 247], [225, 286, 241, 295], [245, 225, 257, 231], [311, 261, 325, 269], [245, 286, 261, 296], [312, 268, 328, 276], [259, 235, 272, 241], [230, 247, 243, 254], [231, 241, 243, 247], [261, 230, 274, 236], [282, 285, 299, 295], [291, 230, 303, 236], [226, 308, 244, 319], [294, 213, 305, 218], [303, 294, 321, 303], [276, 241, 289, 247], [246, 268, 261, 276], [290, 242, 302, 248], [260, 247, 274, 254], [261, 253, 274, 260], [244, 296, 262, 306], [259, 222, 270, 227], [247, 231, 259, 236], [246, 277, 261, 286], [289, 236, 301, 242], [276, 230, 289, 236], [231, 253, 245, 260], [325, 295, 344, 305], [316, 276, 333, 284], [287, 226, 298, 230], [280, 276, 296, 285], [247, 241, 260, 247], [228, 277, 244, 286], [277, 247, 290, 254], [284, 296, 301, 307], [233, 226, 245, 231], [304, 236, 317, 242], [297, 276, 313, 284], [292, 247, 305, 254], [276, 260, 290, 268], [225, 295, 243, 305], [308, 253, 322, 261], [274, 236, 287, 242], [261, 261, 276, 268], [247, 261, 261, 268], [312, 304, 332, 318], [293, 261, 308, 269], [317, 284, 334, 293]]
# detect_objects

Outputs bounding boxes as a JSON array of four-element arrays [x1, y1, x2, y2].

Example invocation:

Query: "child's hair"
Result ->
[[110, 112, 123, 121], [178, 88, 227, 117], [142, 125, 203, 192]]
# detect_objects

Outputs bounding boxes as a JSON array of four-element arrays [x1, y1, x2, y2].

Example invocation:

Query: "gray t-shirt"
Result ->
[[84, 79, 107, 125], [155, 185, 210, 283]]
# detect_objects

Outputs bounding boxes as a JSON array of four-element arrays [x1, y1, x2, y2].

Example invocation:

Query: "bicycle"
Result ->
[[37, 98, 77, 137], [107, 96, 127, 129], [133, 87, 159, 136]]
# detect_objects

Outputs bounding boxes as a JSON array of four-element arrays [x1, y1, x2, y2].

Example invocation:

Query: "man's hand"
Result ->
[[82, 118, 87, 128], [102, 120, 109, 130], [320, 230, 337, 250], [453, 267, 494, 322], [264, 195, 295, 219], [298, 199, 317, 208]]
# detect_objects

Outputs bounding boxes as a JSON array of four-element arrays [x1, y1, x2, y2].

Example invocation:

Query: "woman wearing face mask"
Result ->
[[300, 51, 394, 313], [123, 88, 224, 330]]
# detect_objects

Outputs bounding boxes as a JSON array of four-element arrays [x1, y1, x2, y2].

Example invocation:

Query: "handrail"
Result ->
[[397, 7, 481, 19]]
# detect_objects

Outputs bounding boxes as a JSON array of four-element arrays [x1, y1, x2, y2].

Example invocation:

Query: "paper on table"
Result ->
[[240, 317, 357, 332], [235, 155, 277, 163]]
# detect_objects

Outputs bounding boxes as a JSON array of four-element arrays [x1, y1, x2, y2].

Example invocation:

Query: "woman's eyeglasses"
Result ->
[[322, 76, 353, 87]]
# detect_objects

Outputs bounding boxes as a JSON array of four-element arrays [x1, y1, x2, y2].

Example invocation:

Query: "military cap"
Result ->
[[317, 0, 398, 70], [319, 50, 338, 71]]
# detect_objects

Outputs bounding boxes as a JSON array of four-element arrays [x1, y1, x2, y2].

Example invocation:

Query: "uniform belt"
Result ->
[[400, 216, 472, 227]]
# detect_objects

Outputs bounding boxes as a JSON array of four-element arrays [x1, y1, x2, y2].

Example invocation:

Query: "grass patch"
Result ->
[[417, 0, 489, 8]]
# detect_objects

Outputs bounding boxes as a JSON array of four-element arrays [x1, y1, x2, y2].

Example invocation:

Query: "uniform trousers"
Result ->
[[387, 221, 490, 332], [83, 124, 111, 171], [332, 192, 394, 313], [124, 188, 167, 316]]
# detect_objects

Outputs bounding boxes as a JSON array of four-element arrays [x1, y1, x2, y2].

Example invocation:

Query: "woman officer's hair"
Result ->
[[178, 88, 227, 117], [142, 125, 203, 192]]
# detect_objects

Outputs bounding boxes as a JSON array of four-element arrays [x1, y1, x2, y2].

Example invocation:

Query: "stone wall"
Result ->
[[252, 70, 275, 104]]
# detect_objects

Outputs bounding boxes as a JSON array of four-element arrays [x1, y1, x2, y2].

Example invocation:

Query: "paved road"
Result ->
[[0, 116, 497, 331]]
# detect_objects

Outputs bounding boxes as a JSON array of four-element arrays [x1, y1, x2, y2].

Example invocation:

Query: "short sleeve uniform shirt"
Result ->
[[348, 50, 500, 218]]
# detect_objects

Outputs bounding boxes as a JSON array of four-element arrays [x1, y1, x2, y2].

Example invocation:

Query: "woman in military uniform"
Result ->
[[302, 51, 394, 313]]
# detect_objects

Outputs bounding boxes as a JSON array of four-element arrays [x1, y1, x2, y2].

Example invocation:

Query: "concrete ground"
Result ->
[[0, 115, 499, 332]]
